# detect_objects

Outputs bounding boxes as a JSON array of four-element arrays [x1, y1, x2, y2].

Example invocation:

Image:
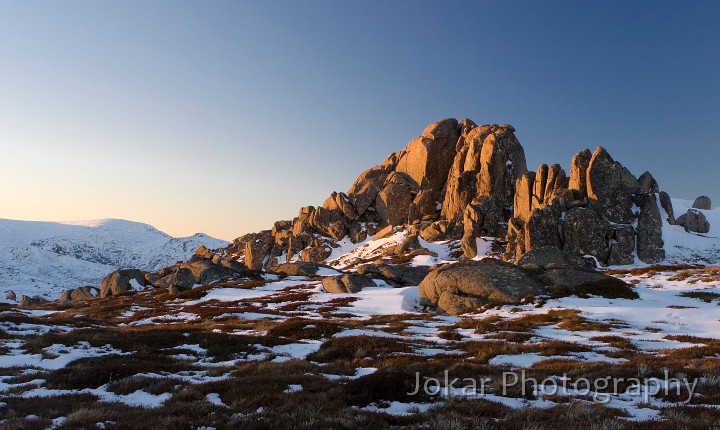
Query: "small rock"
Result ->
[[692, 196, 712, 210], [321, 274, 376, 294], [637, 171, 659, 194], [18, 295, 50, 307], [6, 291, 16, 301]]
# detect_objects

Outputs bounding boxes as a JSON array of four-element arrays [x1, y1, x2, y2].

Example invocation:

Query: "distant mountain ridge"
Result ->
[[0, 218, 228, 299]]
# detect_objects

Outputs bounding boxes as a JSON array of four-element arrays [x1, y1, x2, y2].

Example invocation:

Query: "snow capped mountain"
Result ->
[[0, 218, 228, 300]]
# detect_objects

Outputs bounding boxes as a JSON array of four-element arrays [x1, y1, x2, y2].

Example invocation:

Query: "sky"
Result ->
[[0, 1, 717, 241]]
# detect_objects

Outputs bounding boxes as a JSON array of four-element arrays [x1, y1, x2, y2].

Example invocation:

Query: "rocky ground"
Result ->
[[1, 231, 719, 429]]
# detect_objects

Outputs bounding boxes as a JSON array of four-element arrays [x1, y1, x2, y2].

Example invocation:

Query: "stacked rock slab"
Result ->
[[505, 147, 665, 265], [441, 123, 527, 242]]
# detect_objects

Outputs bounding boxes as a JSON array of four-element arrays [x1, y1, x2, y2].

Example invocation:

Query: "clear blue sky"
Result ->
[[0, 0, 717, 240]]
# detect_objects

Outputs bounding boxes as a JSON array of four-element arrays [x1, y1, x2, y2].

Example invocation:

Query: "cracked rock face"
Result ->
[[635, 193, 665, 264], [586, 147, 634, 225]]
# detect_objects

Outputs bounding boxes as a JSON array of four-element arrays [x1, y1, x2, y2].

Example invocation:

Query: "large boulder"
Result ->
[[682, 209, 710, 234], [375, 172, 415, 226], [586, 147, 634, 224], [193, 245, 215, 261], [100, 269, 147, 298], [347, 164, 394, 217], [356, 263, 430, 286], [395, 118, 460, 193], [538, 268, 638, 299], [517, 246, 596, 273], [563, 207, 610, 264], [692, 196, 712, 210], [441, 124, 527, 224], [635, 193, 665, 263], [180, 260, 237, 285], [300, 243, 333, 263], [418, 259, 546, 315], [321, 274, 376, 294], [568, 148, 592, 197], [218, 258, 247, 274], [167, 268, 196, 291], [244, 230, 274, 270], [308, 206, 348, 240]]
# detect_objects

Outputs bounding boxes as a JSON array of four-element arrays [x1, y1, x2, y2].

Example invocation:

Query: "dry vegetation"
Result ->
[[2, 273, 720, 429]]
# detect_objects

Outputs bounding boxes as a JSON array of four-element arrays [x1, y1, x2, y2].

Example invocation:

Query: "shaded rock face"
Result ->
[[179, 261, 237, 285], [635, 193, 665, 263], [517, 246, 596, 273], [608, 225, 636, 266], [659, 191, 676, 225], [461, 197, 504, 258], [356, 263, 429, 286], [586, 147, 634, 224], [321, 274, 376, 294], [539, 269, 638, 299], [274, 262, 331, 277], [679, 209, 710, 234], [524, 207, 563, 252], [563, 207, 610, 263], [504, 145, 676, 267], [168, 268, 196, 291], [638, 171, 659, 194], [418, 259, 546, 315], [100, 269, 147, 298]]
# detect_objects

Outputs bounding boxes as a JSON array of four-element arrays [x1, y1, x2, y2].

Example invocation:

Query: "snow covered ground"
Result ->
[[0, 200, 719, 427]]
